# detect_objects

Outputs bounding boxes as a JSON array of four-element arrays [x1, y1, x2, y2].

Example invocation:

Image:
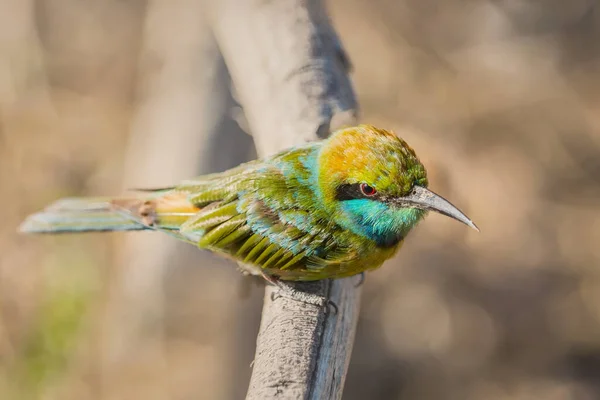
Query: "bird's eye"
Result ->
[[360, 183, 377, 196]]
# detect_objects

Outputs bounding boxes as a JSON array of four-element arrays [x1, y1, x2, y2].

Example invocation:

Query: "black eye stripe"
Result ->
[[334, 184, 362, 201], [335, 183, 380, 201]]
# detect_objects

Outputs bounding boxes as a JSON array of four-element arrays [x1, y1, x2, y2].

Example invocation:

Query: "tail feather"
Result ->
[[19, 197, 147, 234]]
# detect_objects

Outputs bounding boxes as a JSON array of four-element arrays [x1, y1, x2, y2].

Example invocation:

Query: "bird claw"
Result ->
[[354, 272, 366, 288], [270, 290, 279, 302], [325, 299, 339, 315], [263, 273, 337, 313], [270, 282, 327, 308]]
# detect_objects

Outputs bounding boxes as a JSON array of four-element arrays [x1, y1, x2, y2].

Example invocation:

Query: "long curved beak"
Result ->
[[396, 186, 479, 231]]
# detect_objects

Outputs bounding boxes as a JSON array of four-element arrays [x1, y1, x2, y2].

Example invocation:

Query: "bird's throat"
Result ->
[[337, 199, 426, 247]]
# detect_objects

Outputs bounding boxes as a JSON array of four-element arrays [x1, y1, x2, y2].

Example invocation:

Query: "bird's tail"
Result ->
[[19, 190, 200, 235], [18, 197, 148, 234]]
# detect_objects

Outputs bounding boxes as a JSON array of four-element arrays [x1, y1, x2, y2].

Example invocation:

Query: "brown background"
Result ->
[[1, 0, 600, 399]]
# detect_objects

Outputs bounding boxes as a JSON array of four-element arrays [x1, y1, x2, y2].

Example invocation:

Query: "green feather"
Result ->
[[19, 125, 446, 281]]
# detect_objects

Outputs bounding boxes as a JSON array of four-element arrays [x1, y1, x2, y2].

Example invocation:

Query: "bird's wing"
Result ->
[[177, 147, 358, 279]]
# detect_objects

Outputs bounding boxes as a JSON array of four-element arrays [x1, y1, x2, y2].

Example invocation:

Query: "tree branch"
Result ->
[[208, 0, 360, 398]]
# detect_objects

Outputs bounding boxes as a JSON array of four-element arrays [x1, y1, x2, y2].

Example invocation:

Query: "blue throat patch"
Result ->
[[339, 199, 425, 247]]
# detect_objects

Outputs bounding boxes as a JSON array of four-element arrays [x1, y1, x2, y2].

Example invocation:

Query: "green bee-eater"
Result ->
[[19, 125, 478, 282]]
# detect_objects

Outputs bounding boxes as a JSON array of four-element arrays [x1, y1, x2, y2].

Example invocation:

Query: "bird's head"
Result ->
[[317, 124, 478, 247]]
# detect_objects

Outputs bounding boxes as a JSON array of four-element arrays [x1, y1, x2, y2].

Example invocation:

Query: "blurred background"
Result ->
[[2, 0, 600, 399]]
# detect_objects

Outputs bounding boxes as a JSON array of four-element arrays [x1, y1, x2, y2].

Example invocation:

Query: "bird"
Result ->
[[18, 124, 478, 284]]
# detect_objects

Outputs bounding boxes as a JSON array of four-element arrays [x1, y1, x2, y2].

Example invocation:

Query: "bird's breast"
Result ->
[[374, 231, 404, 248]]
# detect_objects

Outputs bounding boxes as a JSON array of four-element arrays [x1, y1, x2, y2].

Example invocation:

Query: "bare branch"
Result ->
[[208, 0, 360, 398]]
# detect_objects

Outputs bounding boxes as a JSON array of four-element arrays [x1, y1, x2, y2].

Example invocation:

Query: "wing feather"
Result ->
[[172, 145, 361, 279]]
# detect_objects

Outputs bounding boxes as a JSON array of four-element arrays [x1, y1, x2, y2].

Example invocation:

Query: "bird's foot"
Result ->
[[263, 273, 338, 314], [354, 272, 366, 288]]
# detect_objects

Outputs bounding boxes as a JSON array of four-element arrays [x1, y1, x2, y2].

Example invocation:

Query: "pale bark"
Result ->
[[208, 0, 360, 398]]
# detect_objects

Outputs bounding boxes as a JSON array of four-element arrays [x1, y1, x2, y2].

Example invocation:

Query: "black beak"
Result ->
[[395, 186, 479, 231]]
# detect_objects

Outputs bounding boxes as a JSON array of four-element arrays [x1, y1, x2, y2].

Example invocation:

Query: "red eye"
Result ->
[[360, 183, 377, 196]]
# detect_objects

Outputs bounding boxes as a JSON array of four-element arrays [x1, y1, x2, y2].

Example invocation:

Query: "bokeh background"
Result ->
[[2, 0, 600, 399]]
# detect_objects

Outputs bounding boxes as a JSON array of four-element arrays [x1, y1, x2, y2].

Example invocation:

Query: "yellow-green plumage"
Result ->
[[18, 125, 477, 281]]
